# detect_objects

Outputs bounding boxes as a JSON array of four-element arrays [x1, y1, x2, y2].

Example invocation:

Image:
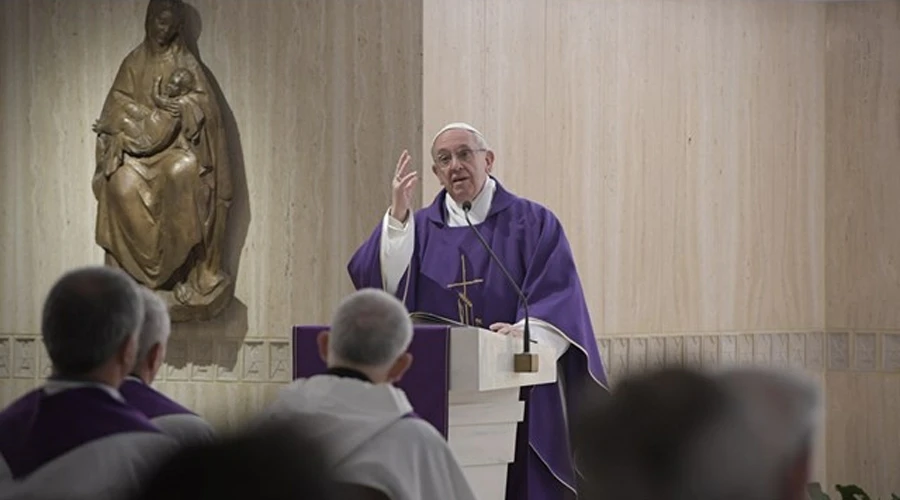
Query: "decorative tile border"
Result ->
[[0, 334, 294, 384], [597, 331, 900, 385], [2, 330, 900, 385]]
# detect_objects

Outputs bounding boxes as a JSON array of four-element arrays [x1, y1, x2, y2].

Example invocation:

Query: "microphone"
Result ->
[[462, 200, 539, 373]]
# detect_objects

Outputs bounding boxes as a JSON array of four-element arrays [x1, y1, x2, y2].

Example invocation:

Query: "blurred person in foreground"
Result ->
[[120, 287, 215, 445], [132, 419, 337, 500], [0, 266, 177, 500], [257, 288, 477, 500], [575, 366, 820, 500]]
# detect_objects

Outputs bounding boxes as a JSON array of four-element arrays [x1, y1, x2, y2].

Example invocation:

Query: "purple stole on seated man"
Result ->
[[0, 386, 161, 480], [119, 376, 197, 420], [348, 179, 609, 500]]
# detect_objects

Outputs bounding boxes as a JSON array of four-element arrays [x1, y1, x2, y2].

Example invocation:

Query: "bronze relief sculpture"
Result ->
[[92, 0, 233, 322]]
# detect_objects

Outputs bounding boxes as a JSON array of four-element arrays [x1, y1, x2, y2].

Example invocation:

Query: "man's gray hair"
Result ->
[[679, 368, 821, 500], [42, 266, 144, 377], [575, 366, 821, 500], [329, 288, 412, 368], [137, 287, 171, 361]]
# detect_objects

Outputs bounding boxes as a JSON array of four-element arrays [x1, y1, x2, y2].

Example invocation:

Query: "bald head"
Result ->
[[328, 289, 412, 369]]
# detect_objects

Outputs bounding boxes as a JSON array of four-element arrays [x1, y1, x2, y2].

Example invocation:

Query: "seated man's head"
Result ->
[[134, 419, 336, 500], [575, 367, 819, 500], [132, 287, 171, 384], [317, 289, 413, 384], [41, 266, 144, 386], [164, 67, 196, 98]]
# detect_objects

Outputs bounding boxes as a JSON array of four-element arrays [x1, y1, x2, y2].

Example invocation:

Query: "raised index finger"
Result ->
[[394, 150, 410, 177]]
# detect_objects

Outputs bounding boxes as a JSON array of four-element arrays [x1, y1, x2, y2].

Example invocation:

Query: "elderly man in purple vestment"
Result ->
[[120, 287, 216, 445], [0, 267, 177, 500], [347, 122, 610, 500]]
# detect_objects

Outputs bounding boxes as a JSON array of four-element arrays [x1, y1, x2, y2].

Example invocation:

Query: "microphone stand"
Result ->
[[462, 201, 539, 373]]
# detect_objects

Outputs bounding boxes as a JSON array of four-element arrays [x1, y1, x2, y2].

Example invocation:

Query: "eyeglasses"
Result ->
[[434, 148, 487, 168]]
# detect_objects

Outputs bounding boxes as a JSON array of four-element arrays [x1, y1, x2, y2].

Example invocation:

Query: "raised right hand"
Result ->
[[390, 150, 417, 223]]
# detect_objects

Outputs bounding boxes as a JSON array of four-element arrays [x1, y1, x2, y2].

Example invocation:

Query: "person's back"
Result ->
[[0, 383, 176, 500], [0, 267, 177, 500], [265, 370, 473, 500], [259, 289, 477, 500], [119, 376, 215, 445], [120, 288, 215, 445]]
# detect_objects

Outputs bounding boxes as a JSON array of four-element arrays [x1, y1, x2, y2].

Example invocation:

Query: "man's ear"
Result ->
[[387, 352, 413, 383], [484, 150, 495, 173], [146, 342, 166, 379], [431, 163, 439, 177], [316, 330, 330, 363], [118, 334, 138, 376]]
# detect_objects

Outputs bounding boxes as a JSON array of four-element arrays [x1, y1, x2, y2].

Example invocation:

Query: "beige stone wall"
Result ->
[[2, 0, 899, 495], [421, 0, 900, 495]]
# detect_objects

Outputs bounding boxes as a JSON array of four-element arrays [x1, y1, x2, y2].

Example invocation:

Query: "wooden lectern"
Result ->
[[292, 323, 557, 500]]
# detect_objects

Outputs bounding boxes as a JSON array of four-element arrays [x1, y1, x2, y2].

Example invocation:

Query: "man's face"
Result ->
[[431, 129, 494, 204]]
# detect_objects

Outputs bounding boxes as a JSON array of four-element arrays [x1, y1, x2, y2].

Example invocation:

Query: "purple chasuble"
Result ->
[[348, 179, 609, 500], [0, 386, 161, 479], [120, 377, 197, 419]]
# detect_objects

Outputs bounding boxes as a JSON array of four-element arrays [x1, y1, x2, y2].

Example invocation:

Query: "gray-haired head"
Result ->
[[42, 266, 144, 377], [575, 366, 820, 500], [328, 289, 412, 368], [681, 368, 821, 500], [136, 287, 171, 362]]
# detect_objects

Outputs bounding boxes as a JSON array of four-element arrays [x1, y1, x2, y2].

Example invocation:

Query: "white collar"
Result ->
[[444, 177, 496, 224], [44, 378, 125, 403]]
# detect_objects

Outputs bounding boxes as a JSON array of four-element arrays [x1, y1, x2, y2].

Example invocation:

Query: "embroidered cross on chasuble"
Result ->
[[446, 255, 484, 326]]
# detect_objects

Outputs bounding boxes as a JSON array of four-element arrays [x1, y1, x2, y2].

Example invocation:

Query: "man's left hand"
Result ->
[[490, 322, 523, 338]]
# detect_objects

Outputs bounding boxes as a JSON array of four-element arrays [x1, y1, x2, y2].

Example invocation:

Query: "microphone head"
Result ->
[[462, 201, 473, 212]]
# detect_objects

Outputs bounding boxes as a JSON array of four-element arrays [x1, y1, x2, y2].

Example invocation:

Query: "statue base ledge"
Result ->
[[157, 277, 235, 323]]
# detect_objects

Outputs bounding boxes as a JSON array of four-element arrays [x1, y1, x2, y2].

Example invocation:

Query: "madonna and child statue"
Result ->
[[91, 0, 234, 321]]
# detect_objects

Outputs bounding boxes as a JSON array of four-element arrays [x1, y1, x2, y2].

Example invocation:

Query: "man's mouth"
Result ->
[[451, 177, 469, 185]]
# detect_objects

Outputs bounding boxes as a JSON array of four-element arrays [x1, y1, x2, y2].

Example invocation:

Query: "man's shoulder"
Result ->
[[494, 193, 565, 238], [507, 194, 557, 217], [411, 189, 560, 224], [152, 413, 216, 444], [0, 390, 42, 424], [342, 417, 475, 500], [120, 379, 196, 419], [10, 432, 177, 500], [381, 417, 449, 450]]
